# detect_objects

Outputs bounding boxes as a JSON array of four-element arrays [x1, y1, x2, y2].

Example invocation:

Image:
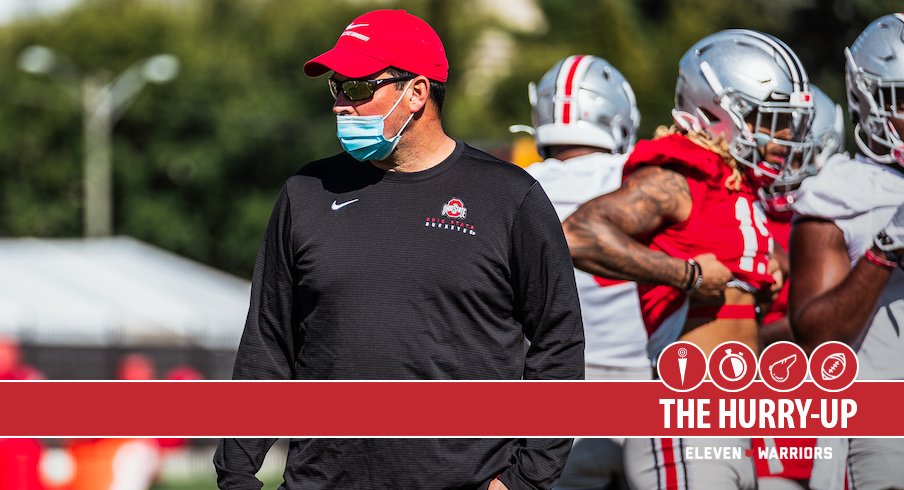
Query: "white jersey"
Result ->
[[792, 153, 904, 380], [527, 152, 649, 371]]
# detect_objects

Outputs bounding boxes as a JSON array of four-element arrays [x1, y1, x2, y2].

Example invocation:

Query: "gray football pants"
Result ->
[[846, 438, 904, 490]]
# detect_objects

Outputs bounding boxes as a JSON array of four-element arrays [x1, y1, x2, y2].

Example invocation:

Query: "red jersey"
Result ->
[[762, 219, 790, 325], [623, 134, 774, 336]]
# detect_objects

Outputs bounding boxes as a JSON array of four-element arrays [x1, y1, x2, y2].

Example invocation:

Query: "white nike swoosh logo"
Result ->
[[345, 23, 369, 30], [331, 199, 359, 210]]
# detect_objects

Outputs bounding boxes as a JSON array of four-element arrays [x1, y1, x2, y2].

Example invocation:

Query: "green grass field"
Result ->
[[152, 480, 220, 490], [153, 476, 283, 490]]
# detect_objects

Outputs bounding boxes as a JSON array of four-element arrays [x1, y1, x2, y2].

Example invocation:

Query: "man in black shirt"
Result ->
[[214, 9, 584, 490]]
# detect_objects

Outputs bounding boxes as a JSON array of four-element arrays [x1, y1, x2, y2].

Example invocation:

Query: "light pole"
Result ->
[[18, 45, 180, 237]]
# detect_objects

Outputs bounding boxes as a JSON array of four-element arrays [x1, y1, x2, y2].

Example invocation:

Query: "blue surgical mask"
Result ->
[[336, 80, 415, 162]]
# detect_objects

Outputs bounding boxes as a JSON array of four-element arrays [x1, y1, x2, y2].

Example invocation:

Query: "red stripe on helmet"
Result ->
[[560, 55, 585, 124]]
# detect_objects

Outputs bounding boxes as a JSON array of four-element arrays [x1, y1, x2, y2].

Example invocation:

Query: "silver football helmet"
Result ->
[[759, 85, 844, 217], [673, 29, 815, 182], [807, 85, 845, 168], [524, 55, 640, 156], [845, 13, 904, 166]]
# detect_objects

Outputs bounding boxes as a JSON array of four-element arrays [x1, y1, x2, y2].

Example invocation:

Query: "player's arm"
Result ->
[[563, 165, 730, 300], [788, 218, 894, 353], [215, 185, 298, 487], [758, 248, 791, 346], [760, 317, 793, 345], [770, 244, 789, 295]]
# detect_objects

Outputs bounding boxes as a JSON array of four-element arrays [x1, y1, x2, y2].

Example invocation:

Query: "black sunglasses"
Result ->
[[328, 76, 415, 102]]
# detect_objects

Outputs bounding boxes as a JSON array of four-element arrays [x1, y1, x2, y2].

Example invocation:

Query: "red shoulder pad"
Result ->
[[623, 134, 726, 182]]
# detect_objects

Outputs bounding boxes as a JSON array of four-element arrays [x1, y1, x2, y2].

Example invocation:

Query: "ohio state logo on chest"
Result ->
[[442, 198, 467, 219], [425, 197, 477, 236]]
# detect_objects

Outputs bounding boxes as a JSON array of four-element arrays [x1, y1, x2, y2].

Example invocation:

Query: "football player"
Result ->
[[564, 29, 815, 489], [790, 13, 904, 490], [759, 84, 845, 345], [754, 85, 845, 490], [515, 54, 647, 490]]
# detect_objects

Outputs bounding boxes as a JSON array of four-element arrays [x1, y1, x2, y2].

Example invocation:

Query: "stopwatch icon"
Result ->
[[719, 348, 747, 382]]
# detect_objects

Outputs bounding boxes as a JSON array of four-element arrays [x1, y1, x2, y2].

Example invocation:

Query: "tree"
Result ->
[[1, 0, 899, 277]]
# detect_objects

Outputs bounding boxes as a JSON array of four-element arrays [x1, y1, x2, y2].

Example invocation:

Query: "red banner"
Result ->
[[1, 381, 901, 437]]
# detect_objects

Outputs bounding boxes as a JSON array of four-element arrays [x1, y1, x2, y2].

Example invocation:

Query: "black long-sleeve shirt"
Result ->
[[215, 141, 584, 489]]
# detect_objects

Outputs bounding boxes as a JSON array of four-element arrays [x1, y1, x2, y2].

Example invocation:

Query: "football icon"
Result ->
[[821, 353, 846, 381], [809, 342, 858, 392]]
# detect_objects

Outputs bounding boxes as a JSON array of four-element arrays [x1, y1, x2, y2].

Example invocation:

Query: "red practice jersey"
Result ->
[[623, 134, 774, 336], [762, 219, 790, 325]]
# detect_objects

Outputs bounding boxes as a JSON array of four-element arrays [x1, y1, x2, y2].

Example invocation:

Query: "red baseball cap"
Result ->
[[304, 9, 448, 82]]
